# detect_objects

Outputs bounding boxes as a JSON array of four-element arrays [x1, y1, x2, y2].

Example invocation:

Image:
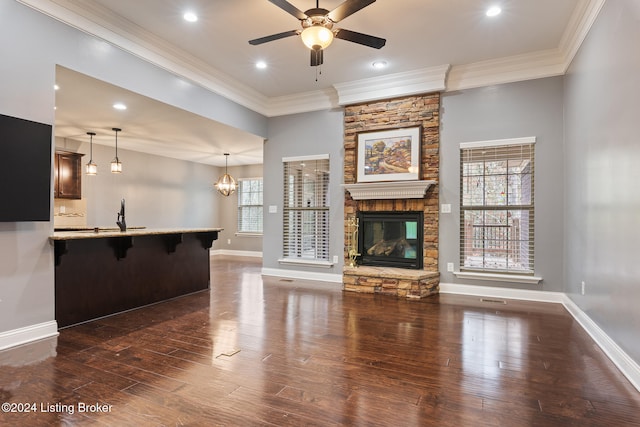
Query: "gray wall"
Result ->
[[263, 109, 344, 276], [216, 163, 264, 254], [0, 1, 265, 336], [563, 0, 640, 363], [56, 137, 220, 229], [439, 77, 566, 291]]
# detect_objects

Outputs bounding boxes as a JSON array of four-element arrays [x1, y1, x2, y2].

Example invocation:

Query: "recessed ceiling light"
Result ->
[[113, 103, 127, 110], [372, 61, 387, 69], [183, 11, 198, 22], [256, 61, 267, 69], [486, 6, 502, 17]]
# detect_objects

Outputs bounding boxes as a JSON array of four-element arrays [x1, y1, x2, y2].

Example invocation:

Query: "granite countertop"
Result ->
[[51, 227, 223, 240]]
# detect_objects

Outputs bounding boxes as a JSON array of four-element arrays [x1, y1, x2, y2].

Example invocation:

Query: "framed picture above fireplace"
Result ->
[[357, 126, 421, 182]]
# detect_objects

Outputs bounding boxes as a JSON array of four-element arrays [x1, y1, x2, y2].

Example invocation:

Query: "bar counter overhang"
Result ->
[[50, 228, 222, 328]]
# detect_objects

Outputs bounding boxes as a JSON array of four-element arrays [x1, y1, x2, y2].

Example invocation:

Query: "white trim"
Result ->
[[333, 65, 450, 106], [17, 0, 605, 116], [558, 0, 607, 73], [266, 88, 339, 117], [438, 282, 640, 392], [453, 271, 543, 285], [562, 295, 640, 392], [446, 49, 565, 93], [342, 180, 435, 200], [0, 321, 59, 351], [459, 136, 536, 149], [211, 249, 263, 258], [234, 232, 263, 237], [278, 258, 334, 268], [439, 282, 562, 303], [262, 267, 343, 284], [282, 154, 330, 163]]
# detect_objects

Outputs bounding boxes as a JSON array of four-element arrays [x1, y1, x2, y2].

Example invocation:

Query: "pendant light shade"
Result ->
[[111, 127, 122, 173], [85, 131, 97, 175], [215, 153, 236, 197]]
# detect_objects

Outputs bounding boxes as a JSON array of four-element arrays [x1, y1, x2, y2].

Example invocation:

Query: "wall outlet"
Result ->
[[441, 204, 451, 214], [227, 239, 231, 245], [581, 281, 586, 295], [333, 255, 339, 264], [268, 205, 278, 213], [59, 205, 66, 214], [447, 262, 454, 272]]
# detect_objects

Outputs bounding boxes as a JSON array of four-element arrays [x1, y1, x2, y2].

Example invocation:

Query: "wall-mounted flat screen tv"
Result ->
[[0, 113, 52, 222]]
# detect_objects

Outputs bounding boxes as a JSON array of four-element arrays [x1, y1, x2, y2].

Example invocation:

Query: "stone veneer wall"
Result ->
[[343, 93, 440, 297], [344, 93, 440, 268]]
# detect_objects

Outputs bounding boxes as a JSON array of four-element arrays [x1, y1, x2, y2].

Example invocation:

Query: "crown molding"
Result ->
[[446, 49, 566, 92], [266, 88, 339, 117], [18, 0, 271, 116], [558, 0, 606, 72], [446, 0, 605, 92], [19, 0, 605, 116], [333, 65, 450, 106]]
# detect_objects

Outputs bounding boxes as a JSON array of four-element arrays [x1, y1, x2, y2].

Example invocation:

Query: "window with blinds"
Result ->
[[237, 178, 263, 234], [282, 156, 330, 262], [460, 137, 535, 274]]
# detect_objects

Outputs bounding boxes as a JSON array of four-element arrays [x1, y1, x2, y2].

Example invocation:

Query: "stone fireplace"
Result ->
[[342, 93, 440, 299]]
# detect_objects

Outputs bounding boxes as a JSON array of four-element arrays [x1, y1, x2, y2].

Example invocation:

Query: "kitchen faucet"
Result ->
[[116, 199, 127, 231]]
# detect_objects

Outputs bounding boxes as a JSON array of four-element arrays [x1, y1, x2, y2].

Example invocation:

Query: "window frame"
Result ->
[[236, 177, 263, 236], [279, 154, 332, 267], [458, 137, 537, 278]]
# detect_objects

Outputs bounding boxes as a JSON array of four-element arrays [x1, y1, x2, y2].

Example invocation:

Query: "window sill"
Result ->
[[454, 271, 542, 285], [235, 232, 263, 237], [278, 258, 334, 268]]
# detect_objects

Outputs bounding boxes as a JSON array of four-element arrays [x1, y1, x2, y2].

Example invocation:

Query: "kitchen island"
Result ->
[[50, 228, 221, 328]]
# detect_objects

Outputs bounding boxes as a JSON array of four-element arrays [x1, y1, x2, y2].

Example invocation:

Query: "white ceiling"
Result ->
[[37, 0, 601, 166]]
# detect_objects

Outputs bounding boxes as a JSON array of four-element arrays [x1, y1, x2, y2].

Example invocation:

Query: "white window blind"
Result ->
[[282, 156, 330, 262], [460, 138, 535, 274], [237, 178, 263, 233]]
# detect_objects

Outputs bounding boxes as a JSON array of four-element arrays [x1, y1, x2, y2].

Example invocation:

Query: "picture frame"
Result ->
[[356, 126, 421, 182]]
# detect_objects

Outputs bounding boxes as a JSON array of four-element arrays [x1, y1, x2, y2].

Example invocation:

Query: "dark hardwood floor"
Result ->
[[1, 256, 639, 426]]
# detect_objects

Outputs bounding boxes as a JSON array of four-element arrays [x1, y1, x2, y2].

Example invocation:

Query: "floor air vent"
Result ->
[[480, 298, 507, 304]]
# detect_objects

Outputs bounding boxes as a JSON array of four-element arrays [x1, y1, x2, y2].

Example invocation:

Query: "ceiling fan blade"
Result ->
[[334, 28, 386, 49], [249, 30, 299, 45], [328, 0, 376, 22], [268, 0, 307, 20], [310, 49, 324, 67]]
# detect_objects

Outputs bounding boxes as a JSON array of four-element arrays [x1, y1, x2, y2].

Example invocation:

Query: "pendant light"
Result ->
[[110, 127, 122, 173], [215, 153, 237, 196], [85, 131, 97, 175]]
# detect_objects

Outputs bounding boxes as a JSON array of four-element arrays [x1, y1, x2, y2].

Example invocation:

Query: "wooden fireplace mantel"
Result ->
[[342, 180, 436, 200]]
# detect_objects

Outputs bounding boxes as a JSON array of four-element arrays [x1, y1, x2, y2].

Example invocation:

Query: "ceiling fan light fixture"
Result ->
[[301, 25, 334, 50]]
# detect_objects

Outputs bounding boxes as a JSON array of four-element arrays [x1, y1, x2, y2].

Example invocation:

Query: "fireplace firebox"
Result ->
[[358, 211, 423, 269]]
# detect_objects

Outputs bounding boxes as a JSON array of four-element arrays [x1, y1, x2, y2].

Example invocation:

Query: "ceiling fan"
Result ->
[[249, 0, 386, 67]]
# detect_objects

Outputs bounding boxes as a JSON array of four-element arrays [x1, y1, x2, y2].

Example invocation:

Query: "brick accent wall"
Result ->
[[343, 93, 441, 272]]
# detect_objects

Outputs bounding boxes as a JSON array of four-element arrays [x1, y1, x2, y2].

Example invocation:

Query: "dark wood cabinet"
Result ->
[[54, 150, 83, 199]]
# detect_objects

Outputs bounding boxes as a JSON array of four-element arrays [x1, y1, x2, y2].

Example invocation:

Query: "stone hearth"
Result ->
[[343, 266, 439, 299], [342, 93, 441, 299]]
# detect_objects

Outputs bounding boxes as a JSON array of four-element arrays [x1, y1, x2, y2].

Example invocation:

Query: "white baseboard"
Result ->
[[261, 267, 343, 284], [440, 282, 640, 392], [561, 295, 640, 392], [439, 282, 565, 303], [211, 249, 263, 258], [0, 321, 59, 351]]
